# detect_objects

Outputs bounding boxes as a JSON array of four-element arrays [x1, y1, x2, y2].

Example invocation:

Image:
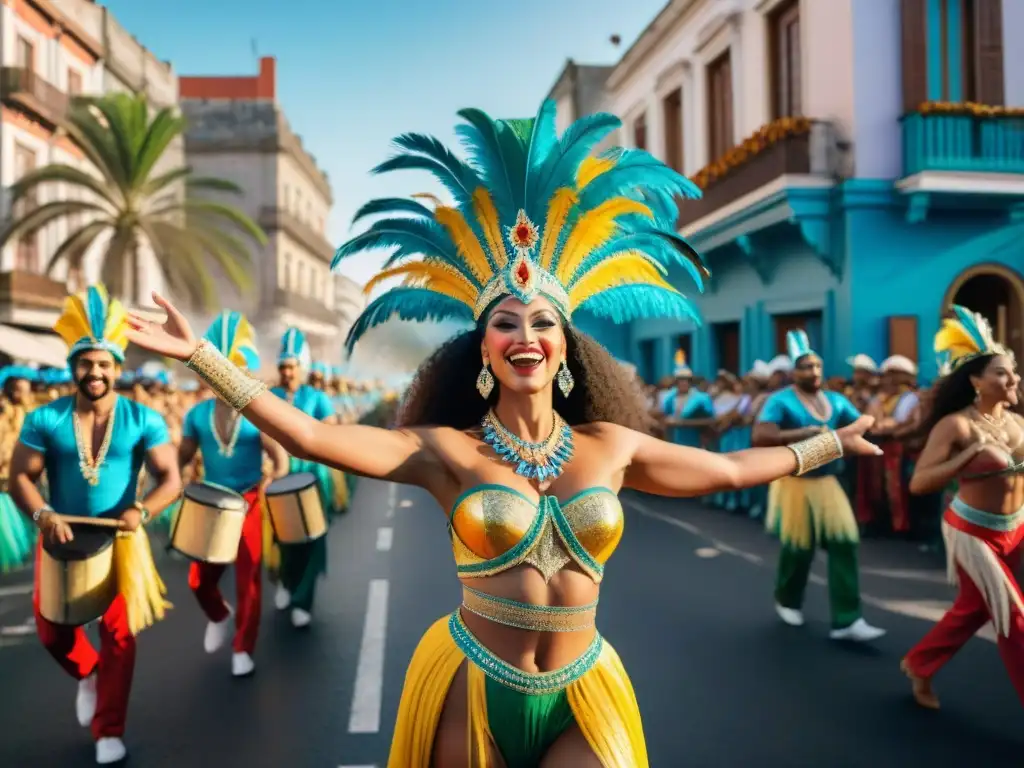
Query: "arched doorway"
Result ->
[[943, 264, 1024, 364]]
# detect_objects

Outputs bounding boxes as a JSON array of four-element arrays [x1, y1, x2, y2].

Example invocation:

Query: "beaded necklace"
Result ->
[[210, 403, 242, 458], [73, 407, 116, 487], [481, 409, 573, 481]]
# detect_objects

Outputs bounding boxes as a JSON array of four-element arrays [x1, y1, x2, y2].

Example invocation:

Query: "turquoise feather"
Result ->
[[455, 108, 527, 221], [578, 285, 701, 325], [786, 330, 812, 361], [352, 197, 434, 223], [951, 305, 989, 351], [568, 232, 709, 290], [344, 287, 473, 353], [86, 286, 106, 340]]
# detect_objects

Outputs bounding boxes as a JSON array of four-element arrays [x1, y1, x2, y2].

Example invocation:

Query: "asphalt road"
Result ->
[[0, 479, 1020, 767]]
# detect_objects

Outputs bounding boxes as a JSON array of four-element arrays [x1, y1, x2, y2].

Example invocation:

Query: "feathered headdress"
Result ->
[[786, 330, 815, 363], [333, 100, 710, 352], [935, 305, 1011, 374], [278, 327, 312, 370], [674, 349, 692, 378], [203, 311, 260, 370], [54, 284, 130, 362], [0, 365, 39, 388]]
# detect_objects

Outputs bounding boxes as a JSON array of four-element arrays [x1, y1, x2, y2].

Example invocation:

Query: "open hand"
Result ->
[[125, 292, 198, 362], [837, 416, 884, 457], [41, 512, 74, 544]]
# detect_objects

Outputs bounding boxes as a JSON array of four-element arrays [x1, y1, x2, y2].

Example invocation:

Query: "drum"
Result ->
[[265, 472, 327, 545], [170, 482, 247, 563], [38, 525, 118, 626]]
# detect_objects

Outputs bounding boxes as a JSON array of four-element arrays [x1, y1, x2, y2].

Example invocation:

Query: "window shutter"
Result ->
[[973, 0, 1004, 105], [900, 0, 928, 112]]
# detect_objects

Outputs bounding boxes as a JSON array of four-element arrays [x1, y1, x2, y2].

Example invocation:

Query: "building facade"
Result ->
[[179, 56, 360, 369], [593, 0, 1022, 383], [0, 0, 181, 364]]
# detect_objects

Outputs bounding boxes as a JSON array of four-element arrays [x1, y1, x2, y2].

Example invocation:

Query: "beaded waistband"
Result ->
[[449, 609, 602, 695], [951, 496, 1024, 532], [460, 586, 597, 633]]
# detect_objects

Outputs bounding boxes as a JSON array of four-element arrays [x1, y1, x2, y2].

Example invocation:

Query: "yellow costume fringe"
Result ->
[[113, 527, 171, 635], [387, 616, 648, 767], [766, 475, 859, 549]]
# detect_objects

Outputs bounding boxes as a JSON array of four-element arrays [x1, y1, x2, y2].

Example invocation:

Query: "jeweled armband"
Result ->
[[787, 430, 843, 476], [185, 339, 267, 411]]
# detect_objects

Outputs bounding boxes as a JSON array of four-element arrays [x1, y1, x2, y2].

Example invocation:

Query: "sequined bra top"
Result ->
[[449, 484, 624, 583]]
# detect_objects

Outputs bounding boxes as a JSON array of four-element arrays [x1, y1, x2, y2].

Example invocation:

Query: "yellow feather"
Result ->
[[539, 188, 577, 271], [934, 319, 982, 359], [471, 188, 509, 269], [53, 294, 92, 349], [577, 156, 615, 189], [103, 300, 130, 351], [556, 198, 653, 284], [568, 251, 675, 309], [363, 261, 476, 306], [412, 193, 443, 207], [434, 206, 493, 285]]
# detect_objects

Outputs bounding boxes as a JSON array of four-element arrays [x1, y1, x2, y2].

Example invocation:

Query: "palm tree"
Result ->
[[0, 92, 266, 309]]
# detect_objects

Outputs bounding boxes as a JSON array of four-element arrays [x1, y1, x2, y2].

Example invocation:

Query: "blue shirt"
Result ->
[[662, 389, 714, 448], [757, 387, 860, 477], [182, 399, 263, 493], [19, 395, 170, 518], [271, 384, 333, 421]]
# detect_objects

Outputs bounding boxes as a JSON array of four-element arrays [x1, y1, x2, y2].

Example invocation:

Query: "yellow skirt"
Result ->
[[387, 615, 648, 767], [766, 474, 859, 549]]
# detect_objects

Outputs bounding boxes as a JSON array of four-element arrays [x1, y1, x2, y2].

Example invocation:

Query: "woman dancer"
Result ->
[[124, 101, 880, 767], [902, 306, 1023, 709]]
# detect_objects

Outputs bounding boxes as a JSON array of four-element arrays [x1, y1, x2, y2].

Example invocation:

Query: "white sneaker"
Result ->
[[291, 608, 311, 628], [830, 617, 887, 642], [231, 652, 255, 677], [775, 603, 805, 627], [274, 584, 291, 611], [203, 604, 234, 654], [95, 737, 127, 764], [76, 674, 97, 727]]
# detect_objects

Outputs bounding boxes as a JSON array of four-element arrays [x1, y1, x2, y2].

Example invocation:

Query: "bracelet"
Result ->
[[32, 503, 54, 523], [185, 339, 267, 412], [133, 501, 151, 524], [787, 430, 843, 476]]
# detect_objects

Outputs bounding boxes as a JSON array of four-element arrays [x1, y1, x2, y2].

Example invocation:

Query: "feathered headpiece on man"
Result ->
[[54, 284, 130, 363], [333, 100, 711, 352], [203, 311, 260, 371], [278, 327, 312, 370]]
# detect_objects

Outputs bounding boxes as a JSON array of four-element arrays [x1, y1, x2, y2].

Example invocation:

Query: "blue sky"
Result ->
[[103, 0, 665, 285]]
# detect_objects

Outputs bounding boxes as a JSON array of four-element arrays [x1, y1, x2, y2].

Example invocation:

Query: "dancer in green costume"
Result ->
[[270, 328, 338, 628], [753, 330, 887, 641]]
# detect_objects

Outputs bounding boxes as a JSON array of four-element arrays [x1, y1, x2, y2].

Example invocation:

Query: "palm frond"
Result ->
[[44, 220, 108, 275], [0, 200, 108, 244], [8, 164, 120, 208]]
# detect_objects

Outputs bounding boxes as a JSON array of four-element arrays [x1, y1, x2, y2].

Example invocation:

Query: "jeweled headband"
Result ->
[[332, 101, 712, 352]]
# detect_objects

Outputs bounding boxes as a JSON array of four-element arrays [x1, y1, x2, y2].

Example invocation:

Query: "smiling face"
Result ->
[[971, 354, 1020, 407], [278, 360, 300, 388], [481, 296, 564, 396], [793, 354, 823, 393], [72, 349, 121, 402]]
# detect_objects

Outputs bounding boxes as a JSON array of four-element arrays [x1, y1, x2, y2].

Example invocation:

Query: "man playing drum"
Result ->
[[9, 285, 182, 765], [270, 327, 338, 628], [177, 311, 289, 678]]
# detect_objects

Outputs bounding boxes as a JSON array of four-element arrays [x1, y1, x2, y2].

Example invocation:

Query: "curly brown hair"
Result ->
[[396, 324, 653, 433]]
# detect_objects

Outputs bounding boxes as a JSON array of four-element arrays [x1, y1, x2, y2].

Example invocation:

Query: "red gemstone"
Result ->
[[516, 224, 530, 242], [516, 260, 531, 285]]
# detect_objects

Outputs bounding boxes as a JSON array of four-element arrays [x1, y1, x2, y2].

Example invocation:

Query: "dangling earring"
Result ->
[[476, 362, 494, 399], [556, 359, 575, 397], [974, 389, 981, 403]]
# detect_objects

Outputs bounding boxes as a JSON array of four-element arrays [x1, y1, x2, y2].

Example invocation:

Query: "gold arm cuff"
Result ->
[[787, 430, 844, 476], [185, 339, 267, 412]]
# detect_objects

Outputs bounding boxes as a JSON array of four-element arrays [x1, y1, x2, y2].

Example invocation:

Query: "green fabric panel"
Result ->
[[484, 676, 575, 766]]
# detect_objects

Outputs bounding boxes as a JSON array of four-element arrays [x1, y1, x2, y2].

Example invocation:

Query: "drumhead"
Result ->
[[183, 482, 246, 511], [265, 472, 317, 496], [42, 525, 116, 561]]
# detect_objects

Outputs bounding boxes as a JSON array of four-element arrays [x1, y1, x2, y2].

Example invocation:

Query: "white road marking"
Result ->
[[348, 579, 389, 734], [695, 547, 720, 558], [399, 499, 413, 509], [376, 527, 393, 552], [0, 584, 32, 598], [339, 764, 377, 768], [386, 484, 397, 518], [625, 497, 996, 644]]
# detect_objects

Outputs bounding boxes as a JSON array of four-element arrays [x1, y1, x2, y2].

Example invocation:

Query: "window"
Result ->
[[13, 143, 38, 272], [67, 68, 82, 95], [283, 252, 292, 288], [713, 321, 740, 375], [632, 113, 647, 150], [662, 88, 684, 172], [298, 262, 306, 295], [769, 0, 802, 118], [706, 51, 734, 160], [16, 36, 33, 69]]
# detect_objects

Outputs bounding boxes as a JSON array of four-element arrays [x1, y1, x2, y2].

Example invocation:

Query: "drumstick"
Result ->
[[59, 515, 125, 529]]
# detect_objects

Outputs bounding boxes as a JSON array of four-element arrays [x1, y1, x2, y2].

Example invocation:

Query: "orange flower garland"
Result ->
[[916, 101, 1024, 118], [691, 116, 812, 191]]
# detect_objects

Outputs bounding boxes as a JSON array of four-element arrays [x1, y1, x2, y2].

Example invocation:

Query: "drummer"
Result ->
[[270, 327, 338, 628], [177, 311, 288, 677], [8, 285, 181, 766]]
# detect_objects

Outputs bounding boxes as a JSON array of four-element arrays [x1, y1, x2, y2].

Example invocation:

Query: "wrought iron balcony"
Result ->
[[0, 67, 69, 127], [901, 111, 1024, 176]]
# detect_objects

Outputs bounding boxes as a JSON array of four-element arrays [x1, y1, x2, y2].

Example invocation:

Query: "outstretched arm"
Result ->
[[622, 416, 881, 498]]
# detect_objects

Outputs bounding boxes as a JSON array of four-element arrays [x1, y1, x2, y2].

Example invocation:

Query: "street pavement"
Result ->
[[0, 479, 1020, 767]]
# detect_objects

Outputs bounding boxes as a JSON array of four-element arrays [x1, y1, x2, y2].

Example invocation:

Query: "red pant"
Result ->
[[188, 489, 262, 654], [33, 542, 135, 739], [904, 509, 1024, 705]]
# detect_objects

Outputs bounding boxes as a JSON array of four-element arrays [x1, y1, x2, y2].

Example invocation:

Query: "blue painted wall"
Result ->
[[574, 310, 629, 362]]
